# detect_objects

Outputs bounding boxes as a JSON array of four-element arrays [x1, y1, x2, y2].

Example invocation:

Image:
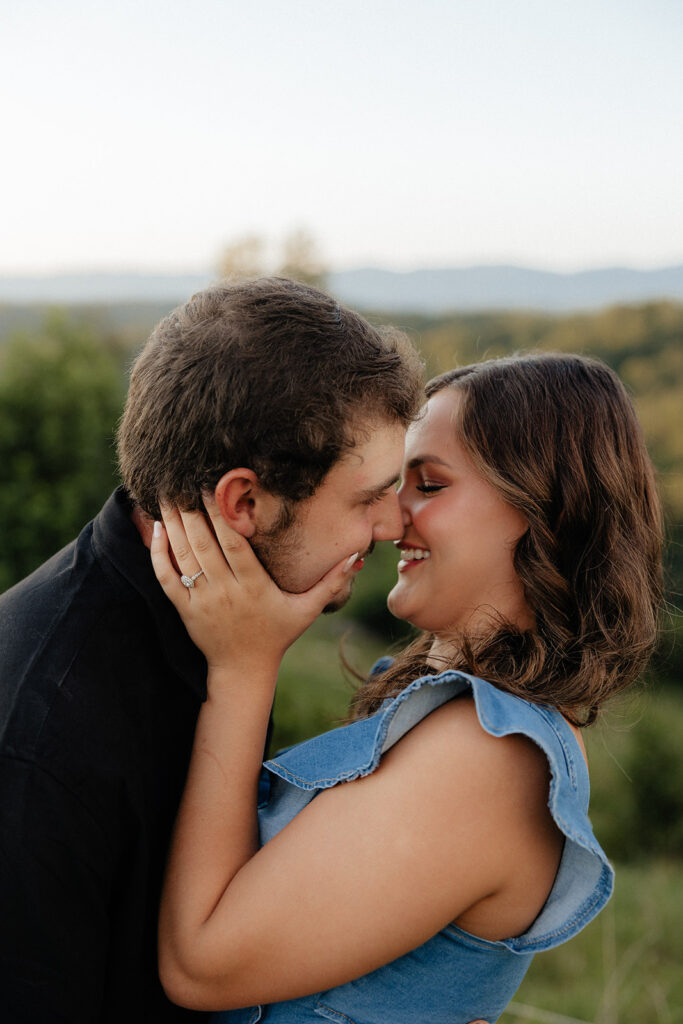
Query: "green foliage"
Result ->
[[652, 600, 683, 687], [500, 860, 683, 1024], [625, 712, 683, 859], [271, 622, 357, 754], [0, 313, 125, 591], [585, 685, 683, 862]]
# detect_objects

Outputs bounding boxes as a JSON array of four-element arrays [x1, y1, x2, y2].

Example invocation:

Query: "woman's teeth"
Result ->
[[399, 548, 431, 561]]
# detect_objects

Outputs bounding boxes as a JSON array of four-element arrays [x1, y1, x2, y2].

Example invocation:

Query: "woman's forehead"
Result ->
[[405, 389, 461, 454]]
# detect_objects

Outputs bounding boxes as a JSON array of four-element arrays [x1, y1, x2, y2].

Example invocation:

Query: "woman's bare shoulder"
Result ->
[[379, 692, 564, 940], [382, 691, 554, 796]]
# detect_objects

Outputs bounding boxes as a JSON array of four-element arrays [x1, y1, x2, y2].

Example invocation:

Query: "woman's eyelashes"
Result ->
[[416, 482, 446, 494]]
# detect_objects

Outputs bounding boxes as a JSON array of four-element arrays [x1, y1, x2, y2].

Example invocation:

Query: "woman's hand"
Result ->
[[150, 494, 358, 674]]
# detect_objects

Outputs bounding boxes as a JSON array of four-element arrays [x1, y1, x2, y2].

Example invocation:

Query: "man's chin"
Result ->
[[322, 580, 354, 614], [251, 530, 357, 613], [322, 596, 349, 614], [260, 560, 355, 613]]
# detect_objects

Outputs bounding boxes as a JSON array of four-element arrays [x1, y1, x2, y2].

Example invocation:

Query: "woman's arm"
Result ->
[[152, 503, 557, 1012]]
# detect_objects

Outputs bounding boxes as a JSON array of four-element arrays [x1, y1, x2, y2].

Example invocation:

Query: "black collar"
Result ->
[[91, 487, 207, 701]]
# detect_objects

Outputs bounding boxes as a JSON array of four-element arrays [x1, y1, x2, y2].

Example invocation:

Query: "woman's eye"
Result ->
[[416, 483, 445, 494]]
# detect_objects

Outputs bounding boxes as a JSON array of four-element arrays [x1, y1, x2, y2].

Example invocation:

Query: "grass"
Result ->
[[500, 861, 683, 1024]]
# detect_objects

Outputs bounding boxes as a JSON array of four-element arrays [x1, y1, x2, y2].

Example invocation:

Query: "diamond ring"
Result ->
[[180, 569, 205, 589]]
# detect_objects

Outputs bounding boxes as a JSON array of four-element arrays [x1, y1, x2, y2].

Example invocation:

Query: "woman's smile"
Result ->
[[396, 546, 431, 571]]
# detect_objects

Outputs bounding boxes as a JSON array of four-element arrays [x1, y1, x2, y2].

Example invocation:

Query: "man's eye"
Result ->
[[363, 490, 388, 506], [416, 483, 445, 494]]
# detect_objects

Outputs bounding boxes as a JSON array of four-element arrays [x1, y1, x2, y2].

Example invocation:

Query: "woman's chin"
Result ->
[[386, 581, 402, 616], [387, 582, 421, 629]]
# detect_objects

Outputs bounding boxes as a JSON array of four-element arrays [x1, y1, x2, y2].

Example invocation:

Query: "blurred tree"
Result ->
[[277, 228, 328, 289], [217, 228, 328, 289], [0, 313, 125, 592], [218, 233, 267, 279], [622, 684, 683, 858]]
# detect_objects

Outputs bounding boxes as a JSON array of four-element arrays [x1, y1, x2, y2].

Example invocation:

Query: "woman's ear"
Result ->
[[213, 470, 260, 537]]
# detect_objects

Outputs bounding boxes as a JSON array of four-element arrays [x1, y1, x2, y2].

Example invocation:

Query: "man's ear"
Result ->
[[213, 469, 285, 538], [213, 470, 261, 537]]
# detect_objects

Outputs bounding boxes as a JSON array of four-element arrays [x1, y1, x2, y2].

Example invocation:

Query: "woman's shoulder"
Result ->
[[373, 676, 572, 856], [374, 688, 556, 850]]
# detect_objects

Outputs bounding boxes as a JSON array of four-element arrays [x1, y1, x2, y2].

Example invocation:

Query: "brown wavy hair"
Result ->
[[349, 353, 663, 726]]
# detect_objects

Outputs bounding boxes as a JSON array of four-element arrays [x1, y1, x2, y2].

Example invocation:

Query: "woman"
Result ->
[[151, 353, 662, 1024]]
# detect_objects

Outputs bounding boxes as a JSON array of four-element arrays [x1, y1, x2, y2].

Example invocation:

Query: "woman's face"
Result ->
[[387, 387, 533, 637]]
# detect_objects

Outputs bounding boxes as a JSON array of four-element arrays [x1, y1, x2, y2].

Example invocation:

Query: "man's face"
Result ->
[[252, 420, 406, 611]]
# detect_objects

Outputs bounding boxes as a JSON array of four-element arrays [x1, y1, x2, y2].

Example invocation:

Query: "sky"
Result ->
[[1, 0, 682, 275]]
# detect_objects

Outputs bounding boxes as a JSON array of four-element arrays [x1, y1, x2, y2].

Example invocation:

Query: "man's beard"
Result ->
[[250, 506, 358, 614]]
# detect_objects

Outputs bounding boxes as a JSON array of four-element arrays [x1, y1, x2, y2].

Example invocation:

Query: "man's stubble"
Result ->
[[250, 508, 355, 615]]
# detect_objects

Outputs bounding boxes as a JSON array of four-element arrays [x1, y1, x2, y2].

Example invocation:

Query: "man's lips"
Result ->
[[352, 541, 375, 571]]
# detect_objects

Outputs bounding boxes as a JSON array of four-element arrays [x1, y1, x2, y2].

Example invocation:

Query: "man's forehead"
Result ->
[[292, 422, 404, 518], [344, 421, 405, 466], [336, 430, 405, 501]]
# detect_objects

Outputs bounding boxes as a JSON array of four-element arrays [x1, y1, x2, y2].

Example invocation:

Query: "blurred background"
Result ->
[[1, 2, 681, 1021]]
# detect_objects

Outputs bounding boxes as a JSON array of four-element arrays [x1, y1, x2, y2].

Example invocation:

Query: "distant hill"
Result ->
[[1, 265, 682, 312], [332, 265, 683, 312], [0, 272, 211, 305]]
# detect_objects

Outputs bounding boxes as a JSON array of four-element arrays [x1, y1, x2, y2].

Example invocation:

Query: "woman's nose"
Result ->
[[396, 482, 412, 527], [373, 489, 404, 541]]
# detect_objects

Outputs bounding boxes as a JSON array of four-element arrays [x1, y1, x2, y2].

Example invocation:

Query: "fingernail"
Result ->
[[344, 552, 359, 572], [153, 521, 162, 538]]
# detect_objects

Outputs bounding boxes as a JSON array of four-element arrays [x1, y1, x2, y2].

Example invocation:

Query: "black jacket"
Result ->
[[0, 488, 209, 1022]]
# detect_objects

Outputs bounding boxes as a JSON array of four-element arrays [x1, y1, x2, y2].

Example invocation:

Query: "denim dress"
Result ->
[[214, 668, 614, 1024]]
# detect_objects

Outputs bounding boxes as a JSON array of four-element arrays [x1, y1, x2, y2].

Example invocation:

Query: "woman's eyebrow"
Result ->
[[405, 455, 451, 470]]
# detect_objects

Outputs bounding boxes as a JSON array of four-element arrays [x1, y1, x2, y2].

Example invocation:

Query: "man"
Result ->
[[0, 278, 423, 1021]]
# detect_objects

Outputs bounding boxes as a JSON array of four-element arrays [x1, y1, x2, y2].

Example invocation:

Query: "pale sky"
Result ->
[[1, 0, 682, 274]]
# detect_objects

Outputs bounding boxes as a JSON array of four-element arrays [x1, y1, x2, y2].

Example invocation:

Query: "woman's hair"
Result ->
[[350, 353, 663, 726]]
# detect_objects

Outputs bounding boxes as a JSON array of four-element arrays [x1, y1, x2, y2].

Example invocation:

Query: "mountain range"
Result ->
[[1, 265, 682, 312]]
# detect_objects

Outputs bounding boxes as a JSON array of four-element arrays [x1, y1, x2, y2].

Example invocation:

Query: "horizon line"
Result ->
[[2, 259, 683, 280]]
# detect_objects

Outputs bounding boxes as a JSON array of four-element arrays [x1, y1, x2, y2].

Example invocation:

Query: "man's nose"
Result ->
[[372, 488, 404, 541]]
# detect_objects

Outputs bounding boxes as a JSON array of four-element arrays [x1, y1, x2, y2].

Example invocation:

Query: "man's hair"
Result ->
[[350, 353, 663, 726], [117, 277, 423, 518]]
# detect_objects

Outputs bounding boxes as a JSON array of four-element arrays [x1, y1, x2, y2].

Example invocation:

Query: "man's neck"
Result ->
[[131, 504, 154, 550], [131, 504, 183, 574]]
